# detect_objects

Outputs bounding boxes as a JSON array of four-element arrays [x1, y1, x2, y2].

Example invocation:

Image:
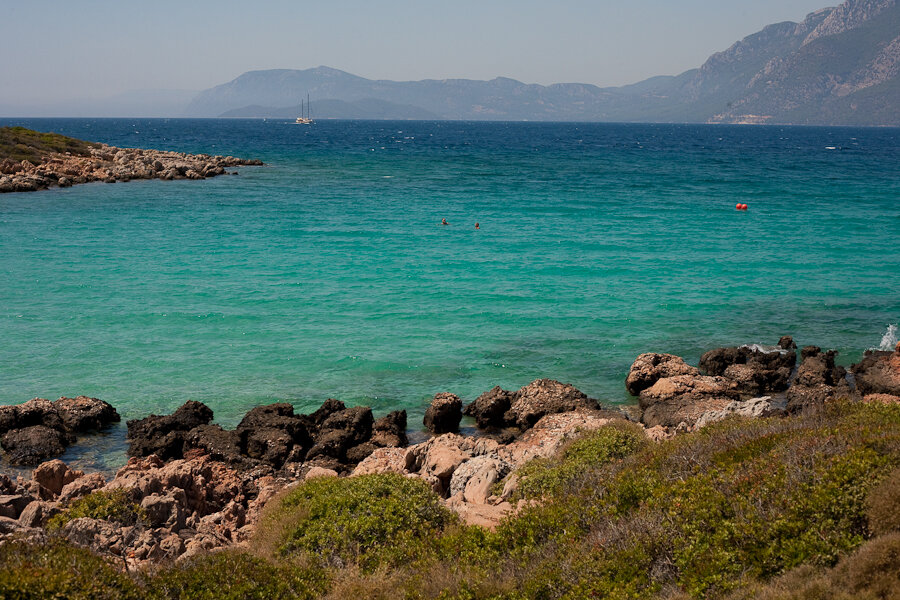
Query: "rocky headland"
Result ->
[[0, 336, 898, 574], [0, 126, 262, 193]]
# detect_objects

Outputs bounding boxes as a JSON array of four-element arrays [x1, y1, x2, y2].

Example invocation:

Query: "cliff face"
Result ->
[[187, 0, 900, 126], [709, 0, 900, 124]]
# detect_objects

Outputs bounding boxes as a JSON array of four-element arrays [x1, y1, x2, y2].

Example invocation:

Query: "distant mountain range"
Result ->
[[184, 0, 900, 126]]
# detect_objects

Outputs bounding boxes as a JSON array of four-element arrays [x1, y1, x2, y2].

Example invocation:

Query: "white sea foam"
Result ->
[[879, 324, 898, 351]]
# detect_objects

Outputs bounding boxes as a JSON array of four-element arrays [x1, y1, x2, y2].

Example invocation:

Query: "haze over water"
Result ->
[[1, 119, 898, 465]]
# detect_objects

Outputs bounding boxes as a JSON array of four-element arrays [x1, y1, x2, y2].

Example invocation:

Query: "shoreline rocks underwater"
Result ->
[[1, 337, 898, 570]]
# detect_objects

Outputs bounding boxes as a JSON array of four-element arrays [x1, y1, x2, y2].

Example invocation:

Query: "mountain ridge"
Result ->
[[186, 0, 900, 126]]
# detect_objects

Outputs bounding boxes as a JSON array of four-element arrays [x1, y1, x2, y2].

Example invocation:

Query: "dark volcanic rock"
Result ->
[[127, 400, 214, 459], [424, 393, 463, 434], [505, 379, 601, 430], [184, 425, 244, 465], [464, 386, 515, 429], [699, 340, 796, 395], [0, 398, 64, 435], [235, 404, 313, 468], [639, 374, 741, 428], [625, 353, 700, 396], [1, 426, 74, 466], [852, 345, 900, 397], [319, 406, 373, 446], [371, 410, 408, 448], [305, 429, 355, 462], [786, 347, 853, 414], [53, 396, 120, 432], [306, 399, 347, 431]]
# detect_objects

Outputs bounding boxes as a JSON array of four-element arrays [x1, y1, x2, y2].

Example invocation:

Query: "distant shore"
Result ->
[[0, 126, 262, 193]]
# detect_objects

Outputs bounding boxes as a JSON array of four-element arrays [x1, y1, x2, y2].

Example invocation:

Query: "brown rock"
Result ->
[[32, 459, 83, 497], [1, 425, 74, 466], [505, 379, 601, 430], [862, 393, 900, 404], [424, 393, 463, 434], [0, 494, 34, 519], [852, 348, 900, 397], [18, 501, 60, 528], [59, 472, 106, 503], [464, 386, 516, 429], [53, 396, 120, 432], [639, 375, 739, 428], [625, 353, 700, 396], [351, 447, 413, 476]]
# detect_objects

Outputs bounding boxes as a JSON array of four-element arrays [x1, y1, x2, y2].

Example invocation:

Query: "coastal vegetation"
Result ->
[[0, 126, 97, 164], [1, 400, 899, 598]]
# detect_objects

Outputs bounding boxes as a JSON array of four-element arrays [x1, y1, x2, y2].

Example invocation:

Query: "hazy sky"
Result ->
[[2, 0, 831, 106]]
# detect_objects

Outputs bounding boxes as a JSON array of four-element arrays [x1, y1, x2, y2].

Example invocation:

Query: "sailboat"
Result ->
[[295, 94, 314, 124]]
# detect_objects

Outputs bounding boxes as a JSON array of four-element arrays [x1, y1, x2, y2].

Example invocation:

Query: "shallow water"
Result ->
[[1, 118, 898, 472]]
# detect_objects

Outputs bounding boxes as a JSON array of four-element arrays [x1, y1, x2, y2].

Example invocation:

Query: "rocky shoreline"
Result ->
[[0, 336, 897, 570], [0, 129, 262, 194]]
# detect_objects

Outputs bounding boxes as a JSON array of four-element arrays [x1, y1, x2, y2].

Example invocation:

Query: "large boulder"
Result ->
[[463, 386, 516, 429], [127, 401, 214, 459], [235, 403, 312, 468], [370, 410, 408, 448], [625, 353, 699, 396], [0, 396, 120, 465], [424, 393, 463, 434], [639, 375, 740, 428], [1, 426, 74, 466], [699, 339, 796, 395], [31, 460, 83, 497], [852, 344, 900, 397], [0, 398, 64, 435], [693, 397, 779, 430], [786, 347, 854, 414], [53, 396, 119, 432], [183, 425, 244, 465], [700, 336, 797, 397], [505, 379, 601, 430]]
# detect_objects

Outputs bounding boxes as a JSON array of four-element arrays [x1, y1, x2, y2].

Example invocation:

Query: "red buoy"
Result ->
[[742, 204, 749, 210], [736, 203, 742, 210]]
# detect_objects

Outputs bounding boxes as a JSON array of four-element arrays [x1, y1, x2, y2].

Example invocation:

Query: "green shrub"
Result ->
[[516, 423, 647, 500], [146, 550, 328, 600], [0, 126, 98, 164], [47, 488, 146, 531], [257, 473, 456, 572], [0, 539, 142, 600]]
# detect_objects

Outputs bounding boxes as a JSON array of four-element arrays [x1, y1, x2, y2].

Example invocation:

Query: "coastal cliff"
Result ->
[[0, 127, 262, 193]]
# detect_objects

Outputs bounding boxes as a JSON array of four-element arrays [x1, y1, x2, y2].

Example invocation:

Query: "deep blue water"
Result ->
[[1, 118, 898, 471]]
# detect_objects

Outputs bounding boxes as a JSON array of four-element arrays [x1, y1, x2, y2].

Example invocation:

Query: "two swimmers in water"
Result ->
[[441, 218, 479, 229]]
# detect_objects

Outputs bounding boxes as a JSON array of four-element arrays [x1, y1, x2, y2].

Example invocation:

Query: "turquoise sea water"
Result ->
[[1, 118, 899, 470]]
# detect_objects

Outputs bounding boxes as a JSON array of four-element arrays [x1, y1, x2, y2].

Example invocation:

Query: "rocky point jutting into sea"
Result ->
[[0, 336, 898, 570], [0, 126, 262, 193]]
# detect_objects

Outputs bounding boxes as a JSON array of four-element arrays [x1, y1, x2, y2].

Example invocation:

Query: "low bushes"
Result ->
[[47, 488, 146, 531], [256, 472, 457, 572], [0, 539, 142, 600], [3, 401, 899, 599], [145, 550, 329, 600]]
